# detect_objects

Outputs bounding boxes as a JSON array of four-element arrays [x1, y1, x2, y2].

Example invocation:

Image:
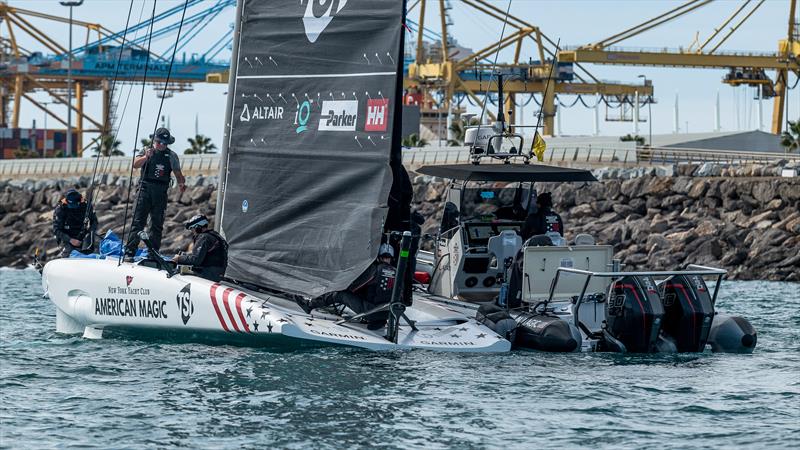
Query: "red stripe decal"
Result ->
[[235, 292, 251, 333], [222, 288, 241, 332], [209, 283, 230, 332]]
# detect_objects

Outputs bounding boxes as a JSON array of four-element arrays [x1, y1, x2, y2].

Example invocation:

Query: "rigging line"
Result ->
[[529, 37, 560, 159], [119, 0, 160, 266], [123, 0, 190, 262], [474, 0, 514, 137], [84, 0, 137, 231]]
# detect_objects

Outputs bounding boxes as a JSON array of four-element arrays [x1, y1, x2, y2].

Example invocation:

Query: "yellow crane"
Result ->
[[407, 0, 654, 136], [558, 0, 799, 134]]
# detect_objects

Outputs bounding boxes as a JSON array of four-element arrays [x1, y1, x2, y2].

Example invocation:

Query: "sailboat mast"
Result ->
[[214, 0, 245, 231]]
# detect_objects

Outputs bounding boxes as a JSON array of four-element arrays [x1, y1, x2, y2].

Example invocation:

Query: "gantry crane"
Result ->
[[558, 0, 799, 134], [406, 0, 655, 136], [0, 1, 232, 156]]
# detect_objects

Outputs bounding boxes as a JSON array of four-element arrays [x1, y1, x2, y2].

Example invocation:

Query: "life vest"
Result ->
[[197, 230, 228, 268], [56, 200, 88, 240], [544, 213, 561, 234], [366, 262, 396, 305], [141, 148, 173, 184]]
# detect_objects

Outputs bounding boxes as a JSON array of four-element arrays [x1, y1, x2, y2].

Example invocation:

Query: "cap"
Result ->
[[65, 189, 81, 208], [378, 243, 395, 258], [150, 127, 175, 145], [185, 214, 209, 230], [538, 192, 553, 208]]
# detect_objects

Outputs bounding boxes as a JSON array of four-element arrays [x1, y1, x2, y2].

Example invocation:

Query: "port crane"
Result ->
[[558, 0, 799, 134]]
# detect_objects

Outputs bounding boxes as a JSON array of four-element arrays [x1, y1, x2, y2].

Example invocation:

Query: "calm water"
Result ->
[[1, 268, 798, 449]]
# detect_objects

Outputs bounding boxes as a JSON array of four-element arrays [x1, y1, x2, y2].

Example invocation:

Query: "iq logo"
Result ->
[[364, 99, 389, 132], [295, 100, 311, 133]]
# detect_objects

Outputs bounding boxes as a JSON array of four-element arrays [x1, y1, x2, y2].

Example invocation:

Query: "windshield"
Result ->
[[460, 182, 526, 221]]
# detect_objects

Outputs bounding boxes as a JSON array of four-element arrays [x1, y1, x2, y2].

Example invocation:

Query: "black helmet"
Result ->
[[65, 188, 82, 209], [151, 127, 175, 145], [537, 192, 553, 209], [185, 214, 210, 230]]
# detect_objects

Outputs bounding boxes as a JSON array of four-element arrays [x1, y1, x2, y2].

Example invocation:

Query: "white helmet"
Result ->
[[378, 243, 395, 258]]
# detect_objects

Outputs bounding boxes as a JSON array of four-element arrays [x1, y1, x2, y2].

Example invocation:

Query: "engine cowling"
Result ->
[[605, 275, 664, 353]]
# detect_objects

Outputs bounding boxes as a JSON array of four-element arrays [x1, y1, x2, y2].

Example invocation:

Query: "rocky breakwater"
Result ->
[[412, 172, 800, 282], [0, 176, 218, 267]]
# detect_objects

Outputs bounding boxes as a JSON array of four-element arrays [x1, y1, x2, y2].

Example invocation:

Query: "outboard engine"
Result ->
[[513, 312, 581, 352], [604, 275, 664, 353], [661, 275, 715, 352], [476, 304, 517, 342], [707, 313, 757, 353]]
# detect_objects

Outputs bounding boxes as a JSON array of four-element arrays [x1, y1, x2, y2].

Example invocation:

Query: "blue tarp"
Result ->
[[69, 230, 149, 260]]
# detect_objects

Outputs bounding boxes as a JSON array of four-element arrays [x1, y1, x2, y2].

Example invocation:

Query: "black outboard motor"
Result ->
[[707, 313, 757, 353], [604, 275, 664, 353], [661, 275, 715, 352], [513, 311, 581, 352]]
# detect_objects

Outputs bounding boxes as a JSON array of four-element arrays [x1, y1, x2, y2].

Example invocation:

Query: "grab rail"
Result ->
[[546, 264, 727, 329]]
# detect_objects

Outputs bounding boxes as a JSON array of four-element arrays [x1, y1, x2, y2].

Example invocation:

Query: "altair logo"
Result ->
[[240, 103, 284, 122], [301, 0, 349, 43], [318, 100, 358, 131]]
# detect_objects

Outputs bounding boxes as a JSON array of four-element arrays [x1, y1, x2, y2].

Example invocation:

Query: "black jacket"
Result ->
[[348, 261, 396, 305], [521, 208, 564, 240], [53, 200, 97, 244], [174, 230, 228, 269]]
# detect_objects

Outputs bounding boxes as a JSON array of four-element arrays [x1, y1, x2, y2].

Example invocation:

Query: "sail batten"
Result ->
[[220, 0, 404, 296]]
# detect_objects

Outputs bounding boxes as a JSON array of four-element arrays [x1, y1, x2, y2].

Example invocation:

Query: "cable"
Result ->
[[119, 0, 160, 265], [472, 0, 514, 138], [556, 94, 581, 108]]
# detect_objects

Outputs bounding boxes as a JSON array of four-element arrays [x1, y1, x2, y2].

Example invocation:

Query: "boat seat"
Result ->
[[488, 230, 522, 270], [573, 233, 596, 246]]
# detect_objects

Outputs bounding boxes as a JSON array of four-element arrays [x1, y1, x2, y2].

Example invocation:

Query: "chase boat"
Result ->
[[412, 165, 757, 354]]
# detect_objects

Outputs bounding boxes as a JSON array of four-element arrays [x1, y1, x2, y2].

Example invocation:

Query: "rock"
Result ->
[[752, 181, 778, 203], [746, 210, 777, 227], [687, 180, 709, 199]]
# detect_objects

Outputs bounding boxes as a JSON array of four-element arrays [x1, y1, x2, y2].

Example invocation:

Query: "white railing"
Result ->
[[1, 146, 796, 179]]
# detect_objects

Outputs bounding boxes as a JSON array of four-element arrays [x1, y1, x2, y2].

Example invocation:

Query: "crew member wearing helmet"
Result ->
[[520, 192, 563, 241], [172, 214, 228, 282], [124, 127, 186, 261], [294, 244, 397, 330], [52, 188, 98, 257]]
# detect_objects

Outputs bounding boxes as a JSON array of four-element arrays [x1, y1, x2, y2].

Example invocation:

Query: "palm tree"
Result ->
[[447, 116, 481, 146], [780, 120, 800, 154], [92, 134, 124, 157], [184, 134, 217, 154], [402, 133, 428, 148], [140, 138, 152, 149]]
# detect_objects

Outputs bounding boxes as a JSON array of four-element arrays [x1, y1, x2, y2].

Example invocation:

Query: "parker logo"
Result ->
[[319, 100, 357, 131], [301, 0, 349, 43], [176, 284, 193, 325], [126, 276, 133, 286], [240, 104, 284, 123], [365, 99, 389, 132]]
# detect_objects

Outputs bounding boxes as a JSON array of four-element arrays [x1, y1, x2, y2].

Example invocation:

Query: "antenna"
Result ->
[[529, 38, 560, 160]]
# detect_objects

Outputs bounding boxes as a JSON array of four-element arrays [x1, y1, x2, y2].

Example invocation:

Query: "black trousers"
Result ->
[[125, 182, 168, 255]]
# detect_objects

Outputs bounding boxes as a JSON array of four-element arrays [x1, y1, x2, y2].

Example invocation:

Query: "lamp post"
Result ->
[[60, 0, 83, 157], [638, 75, 652, 147]]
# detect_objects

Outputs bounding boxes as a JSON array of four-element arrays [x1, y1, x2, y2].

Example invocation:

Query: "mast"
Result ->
[[214, 0, 245, 231]]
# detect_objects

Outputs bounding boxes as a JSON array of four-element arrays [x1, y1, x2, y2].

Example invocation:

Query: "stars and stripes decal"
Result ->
[[209, 283, 275, 333]]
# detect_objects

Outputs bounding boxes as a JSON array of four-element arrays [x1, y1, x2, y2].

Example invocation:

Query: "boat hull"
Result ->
[[42, 258, 510, 353]]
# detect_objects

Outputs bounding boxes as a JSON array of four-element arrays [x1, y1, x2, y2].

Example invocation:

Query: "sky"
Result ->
[[6, 0, 800, 156]]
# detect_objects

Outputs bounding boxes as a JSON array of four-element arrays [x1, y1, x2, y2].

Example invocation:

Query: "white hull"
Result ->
[[42, 258, 510, 353]]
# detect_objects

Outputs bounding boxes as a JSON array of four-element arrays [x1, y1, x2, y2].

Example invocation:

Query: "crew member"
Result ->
[[172, 214, 228, 282], [124, 127, 186, 261], [295, 244, 396, 330], [520, 192, 563, 241], [53, 188, 98, 257]]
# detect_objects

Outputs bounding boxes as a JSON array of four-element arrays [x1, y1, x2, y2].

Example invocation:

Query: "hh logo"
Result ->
[[302, 0, 349, 43], [176, 284, 193, 325], [365, 99, 389, 132]]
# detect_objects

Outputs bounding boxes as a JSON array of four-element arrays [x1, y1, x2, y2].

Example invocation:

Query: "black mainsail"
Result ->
[[218, 0, 405, 296]]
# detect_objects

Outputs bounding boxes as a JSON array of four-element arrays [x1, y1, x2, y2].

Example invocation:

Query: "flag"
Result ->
[[532, 132, 546, 162]]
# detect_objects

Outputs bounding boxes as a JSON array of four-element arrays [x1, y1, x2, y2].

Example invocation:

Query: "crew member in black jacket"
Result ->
[[520, 192, 564, 241], [124, 127, 186, 261], [172, 215, 228, 282], [52, 188, 98, 257], [295, 244, 396, 329]]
